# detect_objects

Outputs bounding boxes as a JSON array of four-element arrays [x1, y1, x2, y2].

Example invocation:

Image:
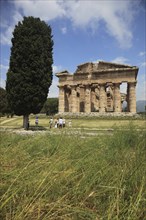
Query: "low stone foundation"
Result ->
[[55, 112, 141, 119]]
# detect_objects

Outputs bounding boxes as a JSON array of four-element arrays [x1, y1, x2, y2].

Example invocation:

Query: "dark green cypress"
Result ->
[[6, 17, 53, 128]]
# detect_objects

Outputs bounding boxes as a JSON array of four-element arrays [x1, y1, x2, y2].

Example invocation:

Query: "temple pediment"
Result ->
[[56, 70, 70, 76], [97, 61, 132, 70], [75, 62, 93, 74], [73, 61, 137, 75]]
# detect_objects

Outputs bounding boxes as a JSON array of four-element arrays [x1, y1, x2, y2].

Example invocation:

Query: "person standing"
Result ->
[[35, 116, 38, 126], [59, 117, 63, 128], [54, 119, 58, 128], [63, 118, 66, 127], [49, 117, 53, 128]]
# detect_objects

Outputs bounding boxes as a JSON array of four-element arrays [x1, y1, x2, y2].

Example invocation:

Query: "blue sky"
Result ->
[[0, 0, 146, 101]]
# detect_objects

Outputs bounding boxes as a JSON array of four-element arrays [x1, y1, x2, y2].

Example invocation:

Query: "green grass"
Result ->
[[0, 115, 145, 130], [0, 124, 146, 219]]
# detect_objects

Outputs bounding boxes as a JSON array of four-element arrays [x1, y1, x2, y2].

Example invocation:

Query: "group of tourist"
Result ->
[[25, 116, 71, 130], [49, 117, 66, 129]]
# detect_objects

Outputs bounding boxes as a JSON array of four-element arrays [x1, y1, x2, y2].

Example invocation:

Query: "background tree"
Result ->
[[41, 98, 58, 115], [6, 16, 53, 129], [0, 87, 12, 117], [0, 87, 8, 116]]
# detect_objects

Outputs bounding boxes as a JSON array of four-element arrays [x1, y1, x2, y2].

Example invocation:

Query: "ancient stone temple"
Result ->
[[56, 61, 139, 114]]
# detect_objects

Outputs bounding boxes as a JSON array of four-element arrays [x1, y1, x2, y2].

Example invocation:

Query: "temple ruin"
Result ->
[[56, 61, 139, 114]]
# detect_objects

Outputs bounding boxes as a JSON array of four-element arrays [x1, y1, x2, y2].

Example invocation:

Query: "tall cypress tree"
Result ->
[[6, 16, 53, 129]]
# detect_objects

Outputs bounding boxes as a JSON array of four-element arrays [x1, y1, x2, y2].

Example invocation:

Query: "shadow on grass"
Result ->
[[28, 126, 47, 131]]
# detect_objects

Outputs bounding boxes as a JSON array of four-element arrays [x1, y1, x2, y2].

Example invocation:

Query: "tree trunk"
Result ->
[[23, 115, 29, 130]]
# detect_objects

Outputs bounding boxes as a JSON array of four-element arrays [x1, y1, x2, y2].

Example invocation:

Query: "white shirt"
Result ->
[[59, 118, 63, 125]]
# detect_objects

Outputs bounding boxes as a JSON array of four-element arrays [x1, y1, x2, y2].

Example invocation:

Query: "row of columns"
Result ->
[[58, 82, 136, 113]]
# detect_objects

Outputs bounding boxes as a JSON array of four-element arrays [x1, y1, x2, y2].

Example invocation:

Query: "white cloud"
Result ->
[[61, 27, 67, 34], [0, 78, 6, 89], [120, 83, 127, 94], [48, 77, 59, 98], [1, 26, 13, 45], [64, 0, 135, 48], [136, 80, 146, 100], [53, 65, 62, 74], [1, 0, 139, 48], [141, 62, 146, 67], [49, 65, 63, 97], [1, 11, 23, 45], [111, 57, 129, 64], [139, 51, 146, 56], [0, 64, 9, 89], [13, 0, 66, 21], [0, 64, 9, 70]]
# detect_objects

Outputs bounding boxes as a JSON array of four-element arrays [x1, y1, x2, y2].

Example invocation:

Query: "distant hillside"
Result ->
[[136, 100, 146, 112]]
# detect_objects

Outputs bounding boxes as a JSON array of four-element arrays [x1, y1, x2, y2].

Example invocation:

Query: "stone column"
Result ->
[[85, 85, 91, 113], [114, 83, 121, 112], [76, 86, 80, 112], [99, 84, 106, 112], [128, 82, 136, 113], [109, 85, 114, 111], [64, 87, 71, 112], [71, 86, 77, 113], [79, 85, 85, 112], [58, 86, 65, 113], [126, 83, 129, 112], [95, 86, 99, 111], [91, 88, 96, 112]]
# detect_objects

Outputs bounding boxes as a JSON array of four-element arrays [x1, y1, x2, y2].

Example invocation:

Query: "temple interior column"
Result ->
[[58, 86, 65, 113], [114, 83, 121, 112], [126, 83, 129, 112], [128, 82, 136, 113], [71, 86, 77, 113], [76, 86, 80, 112], [85, 85, 91, 113], [69, 89, 72, 112], [99, 84, 106, 112]]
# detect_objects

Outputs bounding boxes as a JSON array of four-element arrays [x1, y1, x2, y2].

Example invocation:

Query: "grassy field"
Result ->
[[0, 116, 146, 219], [0, 115, 145, 130]]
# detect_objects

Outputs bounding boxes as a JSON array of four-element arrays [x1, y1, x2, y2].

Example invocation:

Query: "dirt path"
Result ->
[[0, 118, 17, 125]]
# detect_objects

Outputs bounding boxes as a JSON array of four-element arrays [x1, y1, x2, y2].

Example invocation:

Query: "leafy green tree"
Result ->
[[6, 16, 53, 129], [41, 98, 58, 115]]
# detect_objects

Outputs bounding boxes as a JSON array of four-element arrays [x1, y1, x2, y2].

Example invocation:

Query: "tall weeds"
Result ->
[[0, 124, 145, 219]]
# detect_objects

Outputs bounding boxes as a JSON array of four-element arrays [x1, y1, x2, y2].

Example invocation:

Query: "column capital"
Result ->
[[71, 85, 77, 90], [91, 83, 99, 88], [79, 83, 84, 87], [113, 83, 121, 87], [128, 82, 137, 86], [58, 85, 64, 89], [106, 82, 113, 86], [65, 84, 71, 89], [99, 83, 105, 86]]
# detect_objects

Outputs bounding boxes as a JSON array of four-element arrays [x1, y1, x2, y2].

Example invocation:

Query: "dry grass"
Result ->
[[0, 123, 146, 219]]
